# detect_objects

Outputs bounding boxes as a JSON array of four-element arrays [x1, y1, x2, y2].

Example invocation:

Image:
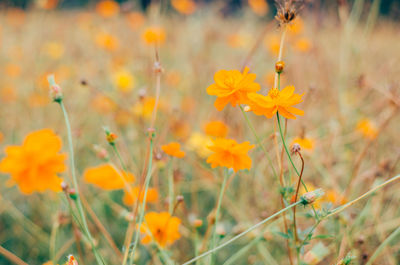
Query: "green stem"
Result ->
[[183, 201, 302, 265], [128, 135, 155, 264], [111, 143, 128, 172], [210, 170, 230, 264], [168, 159, 174, 214], [59, 102, 105, 265]]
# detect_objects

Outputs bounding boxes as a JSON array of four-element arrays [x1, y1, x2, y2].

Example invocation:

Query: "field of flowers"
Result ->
[[0, 0, 399, 264]]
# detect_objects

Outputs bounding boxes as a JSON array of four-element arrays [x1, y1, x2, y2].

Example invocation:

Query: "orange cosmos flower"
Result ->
[[248, 86, 304, 119], [96, 0, 119, 18], [356, 118, 378, 139], [171, 0, 196, 15], [161, 142, 185, 158], [123, 186, 158, 206], [140, 212, 181, 247], [291, 137, 315, 151], [142, 27, 166, 45], [206, 138, 254, 172], [0, 129, 66, 194], [83, 164, 135, 190], [206, 67, 261, 111], [203, 120, 228, 138]]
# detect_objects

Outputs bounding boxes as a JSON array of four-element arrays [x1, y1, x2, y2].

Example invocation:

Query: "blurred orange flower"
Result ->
[[294, 38, 312, 53], [123, 186, 158, 206], [356, 118, 378, 139], [171, 0, 196, 15], [207, 67, 261, 111], [84, 164, 135, 190], [264, 34, 280, 56], [95, 32, 119, 51], [1, 85, 17, 103], [36, 0, 58, 10], [113, 69, 135, 92], [96, 0, 119, 18], [248, 86, 304, 119], [142, 27, 166, 45], [0, 132, 4, 143], [0, 129, 66, 194], [91, 94, 116, 114], [132, 97, 165, 119], [204, 120, 228, 138], [248, 0, 268, 16], [291, 137, 315, 151], [161, 142, 185, 158], [207, 138, 254, 172], [140, 212, 181, 247], [5, 63, 21, 78], [126, 12, 145, 30]]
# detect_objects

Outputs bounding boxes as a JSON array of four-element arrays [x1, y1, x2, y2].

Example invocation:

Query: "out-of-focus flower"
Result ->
[[248, 86, 304, 119], [126, 12, 145, 30], [6, 8, 26, 27], [324, 189, 347, 206], [91, 94, 116, 114], [0, 132, 4, 143], [96, 0, 119, 18], [0, 85, 17, 103], [226, 33, 249, 49], [165, 70, 181, 87], [142, 27, 166, 45], [114, 109, 132, 126], [123, 186, 158, 206], [83, 164, 135, 190], [264, 34, 280, 56], [203, 120, 228, 138], [161, 142, 186, 158], [132, 97, 161, 119], [288, 17, 304, 35], [186, 132, 213, 158], [170, 120, 191, 140], [356, 118, 378, 139], [5, 63, 21, 78], [95, 32, 119, 51], [291, 137, 315, 151], [36, 0, 58, 10], [43, 41, 65, 59], [171, 0, 196, 15], [66, 255, 78, 265], [0, 129, 66, 194], [294, 37, 312, 53], [207, 67, 261, 111], [113, 69, 135, 92], [248, 0, 269, 16], [28, 92, 50, 107], [207, 138, 254, 172], [140, 212, 181, 247]]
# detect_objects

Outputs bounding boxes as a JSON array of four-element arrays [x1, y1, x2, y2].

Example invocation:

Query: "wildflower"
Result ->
[[171, 0, 196, 15], [248, 86, 304, 119], [142, 27, 166, 45], [203, 120, 228, 138], [300, 189, 325, 205], [186, 132, 213, 158], [275, 0, 304, 26], [123, 186, 158, 206], [275, 61, 285, 74], [140, 212, 181, 247], [248, 0, 269, 16], [83, 164, 135, 190], [126, 12, 145, 31], [95, 32, 119, 51], [291, 136, 315, 151], [132, 97, 158, 119], [43, 41, 64, 59], [206, 138, 254, 172], [294, 37, 312, 53], [113, 69, 135, 93], [206, 67, 261, 111], [0, 129, 66, 194], [66, 255, 78, 265], [264, 34, 281, 56], [356, 118, 378, 139], [325, 189, 347, 205], [48, 75, 63, 102], [95, 0, 119, 18], [161, 142, 186, 158], [36, 0, 58, 10]]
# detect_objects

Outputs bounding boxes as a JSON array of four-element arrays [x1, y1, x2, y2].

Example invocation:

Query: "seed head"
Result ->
[[275, 0, 304, 26]]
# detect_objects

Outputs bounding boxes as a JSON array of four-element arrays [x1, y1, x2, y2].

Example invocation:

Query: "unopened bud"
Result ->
[[67, 254, 79, 265], [93, 145, 108, 160], [300, 189, 324, 205], [61, 181, 68, 191], [193, 219, 203, 227], [68, 188, 77, 200], [47, 75, 63, 102], [153, 61, 164, 73], [291, 143, 301, 154], [275, 61, 285, 74], [176, 195, 184, 203]]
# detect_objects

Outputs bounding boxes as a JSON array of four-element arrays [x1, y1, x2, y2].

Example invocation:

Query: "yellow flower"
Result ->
[[95, 32, 119, 51], [294, 38, 312, 53], [171, 0, 196, 15], [142, 27, 166, 45], [96, 0, 119, 18], [207, 138, 254, 172], [207, 67, 261, 111], [248, 0, 268, 16], [132, 97, 157, 119], [161, 142, 186, 158], [83, 164, 135, 190], [113, 69, 135, 92], [140, 212, 181, 247], [0, 129, 66, 194], [291, 137, 315, 151], [203, 120, 228, 138], [356, 118, 378, 139], [248, 86, 304, 119], [186, 132, 213, 158], [123, 186, 158, 206]]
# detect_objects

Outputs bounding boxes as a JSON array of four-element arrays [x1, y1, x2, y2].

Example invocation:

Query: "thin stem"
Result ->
[[183, 201, 302, 265], [59, 102, 105, 265], [366, 226, 400, 265], [0, 245, 29, 265], [168, 159, 174, 214], [50, 219, 58, 265], [293, 152, 305, 243]]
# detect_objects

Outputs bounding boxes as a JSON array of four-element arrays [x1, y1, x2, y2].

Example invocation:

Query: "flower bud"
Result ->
[[68, 188, 77, 200], [47, 74, 63, 102], [67, 254, 79, 265], [300, 188, 324, 205], [275, 61, 285, 74], [291, 143, 301, 154]]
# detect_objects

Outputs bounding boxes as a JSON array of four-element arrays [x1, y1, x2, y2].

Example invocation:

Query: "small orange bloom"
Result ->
[[294, 38, 312, 53], [206, 67, 261, 111], [171, 0, 196, 15], [142, 27, 166, 45], [291, 137, 315, 151], [356, 118, 378, 139], [0, 129, 66, 194], [96, 0, 119, 18], [206, 138, 254, 172], [161, 142, 185, 158], [248, 86, 304, 119], [36, 0, 58, 10], [203, 121, 228, 138], [140, 212, 181, 247], [126, 12, 145, 30], [123, 186, 158, 206], [248, 0, 269, 16], [95, 32, 119, 51], [0, 132, 3, 143], [83, 164, 135, 190]]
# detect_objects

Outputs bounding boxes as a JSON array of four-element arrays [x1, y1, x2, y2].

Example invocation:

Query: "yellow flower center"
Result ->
[[268, 88, 280, 99]]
